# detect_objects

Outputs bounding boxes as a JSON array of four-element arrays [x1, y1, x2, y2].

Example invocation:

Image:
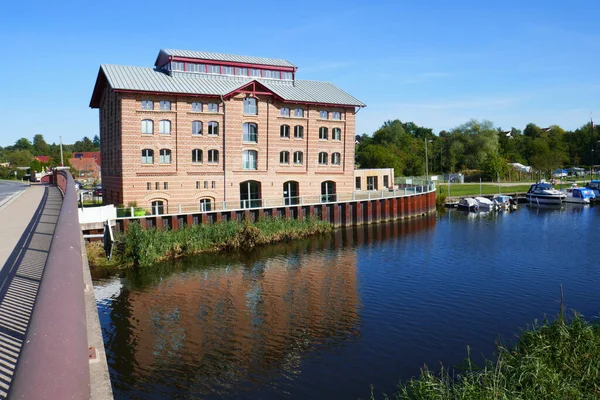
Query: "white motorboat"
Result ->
[[474, 196, 496, 210], [493, 195, 517, 210], [525, 182, 566, 205], [457, 197, 479, 211], [561, 187, 595, 204]]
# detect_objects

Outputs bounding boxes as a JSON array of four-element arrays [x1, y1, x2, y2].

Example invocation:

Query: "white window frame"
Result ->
[[332, 128, 342, 141], [318, 152, 328, 165], [294, 125, 304, 139], [280, 124, 290, 138], [243, 122, 258, 143], [242, 150, 258, 170], [192, 149, 203, 163], [243, 98, 257, 115], [191, 102, 202, 112], [159, 100, 171, 111], [280, 151, 290, 164], [293, 151, 303, 165], [192, 121, 203, 135], [332, 111, 341, 120], [280, 107, 290, 117], [208, 121, 219, 136], [159, 149, 171, 164], [208, 149, 219, 164], [141, 100, 154, 110], [159, 120, 171, 134], [141, 149, 154, 164], [332, 152, 341, 165], [319, 127, 328, 140], [207, 103, 219, 113], [319, 110, 329, 119], [141, 119, 153, 134], [294, 108, 304, 117]]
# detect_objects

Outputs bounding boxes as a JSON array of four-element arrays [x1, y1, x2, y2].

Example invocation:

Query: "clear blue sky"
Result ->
[[2, 0, 600, 147]]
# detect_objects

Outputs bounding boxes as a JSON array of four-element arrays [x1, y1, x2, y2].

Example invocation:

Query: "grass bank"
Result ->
[[371, 312, 600, 399], [88, 216, 333, 269]]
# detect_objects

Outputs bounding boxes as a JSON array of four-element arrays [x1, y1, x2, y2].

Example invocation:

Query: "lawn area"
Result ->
[[438, 183, 532, 197]]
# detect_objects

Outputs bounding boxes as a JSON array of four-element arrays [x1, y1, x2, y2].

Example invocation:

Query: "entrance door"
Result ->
[[240, 180, 261, 208], [321, 181, 336, 203], [283, 181, 299, 205]]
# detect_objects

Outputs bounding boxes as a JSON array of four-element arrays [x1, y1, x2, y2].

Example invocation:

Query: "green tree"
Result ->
[[93, 135, 100, 148], [14, 137, 34, 152], [356, 144, 403, 175], [33, 134, 51, 156], [72, 136, 95, 152], [9, 150, 33, 167]]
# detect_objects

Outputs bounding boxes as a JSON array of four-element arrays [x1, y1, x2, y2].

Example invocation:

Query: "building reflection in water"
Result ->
[[102, 215, 436, 398]]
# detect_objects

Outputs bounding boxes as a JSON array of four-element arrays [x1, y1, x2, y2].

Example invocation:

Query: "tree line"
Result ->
[[356, 119, 600, 181], [0, 134, 100, 179]]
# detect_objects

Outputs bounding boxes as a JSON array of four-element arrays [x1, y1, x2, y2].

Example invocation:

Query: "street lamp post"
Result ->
[[425, 138, 433, 183]]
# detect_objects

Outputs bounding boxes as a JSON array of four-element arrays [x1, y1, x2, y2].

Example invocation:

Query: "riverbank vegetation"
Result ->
[[438, 183, 532, 197], [87, 216, 333, 269], [371, 312, 600, 399]]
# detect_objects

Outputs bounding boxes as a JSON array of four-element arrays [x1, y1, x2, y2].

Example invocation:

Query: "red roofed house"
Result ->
[[34, 156, 52, 164], [69, 151, 101, 181]]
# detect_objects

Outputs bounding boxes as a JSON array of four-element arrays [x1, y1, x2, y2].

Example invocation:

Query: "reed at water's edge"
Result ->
[[371, 311, 600, 399], [87, 216, 333, 269]]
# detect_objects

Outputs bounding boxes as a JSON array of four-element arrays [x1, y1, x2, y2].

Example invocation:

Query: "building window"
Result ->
[[222, 66, 234, 75], [282, 72, 293, 80], [188, 63, 205, 73], [208, 65, 220, 74], [151, 200, 165, 215], [208, 149, 219, 163], [155, 182, 159, 190], [141, 149, 154, 164], [319, 110, 329, 119], [141, 119, 154, 134], [164, 182, 169, 190], [293, 151, 303, 165], [242, 150, 258, 170], [250, 68, 261, 77], [321, 181, 336, 203], [332, 111, 341, 120], [332, 128, 342, 141], [244, 97, 257, 115], [384, 175, 389, 188], [280, 124, 290, 138], [204, 181, 208, 189], [207, 103, 219, 113], [263, 70, 280, 79], [191, 102, 202, 112], [141, 100, 154, 110], [196, 181, 200, 189], [159, 120, 171, 134], [243, 122, 258, 143], [355, 177, 361, 190], [280, 107, 290, 117], [318, 152, 328, 165], [192, 149, 203, 163], [332, 152, 341, 165], [211, 181, 216, 189], [147, 182, 151, 190], [367, 176, 378, 190], [280, 151, 289, 164], [200, 198, 212, 212], [208, 121, 219, 136], [319, 127, 328, 140], [171, 62, 184, 71], [192, 121, 203, 135], [236, 67, 248, 76], [294, 108, 304, 117], [159, 100, 171, 111], [159, 149, 171, 164], [294, 125, 304, 139]]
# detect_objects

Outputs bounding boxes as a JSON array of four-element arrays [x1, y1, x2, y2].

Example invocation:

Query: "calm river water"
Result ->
[[94, 205, 599, 399]]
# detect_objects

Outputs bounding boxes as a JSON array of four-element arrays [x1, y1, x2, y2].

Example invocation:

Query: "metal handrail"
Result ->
[[10, 169, 90, 398]]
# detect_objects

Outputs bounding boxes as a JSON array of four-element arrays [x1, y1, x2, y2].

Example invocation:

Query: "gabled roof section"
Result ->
[[155, 49, 296, 69], [90, 65, 365, 108]]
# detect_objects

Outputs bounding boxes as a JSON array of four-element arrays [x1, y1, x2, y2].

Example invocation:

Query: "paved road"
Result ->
[[0, 180, 29, 208]]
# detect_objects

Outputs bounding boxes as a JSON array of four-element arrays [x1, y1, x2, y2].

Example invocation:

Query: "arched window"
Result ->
[[159, 149, 171, 164], [319, 127, 328, 140], [294, 125, 304, 139], [283, 181, 299, 205], [321, 181, 336, 203], [332, 152, 341, 165], [151, 200, 165, 215], [208, 121, 219, 136], [141, 119, 153, 134], [199, 198, 213, 212], [243, 97, 257, 115], [192, 149, 203, 163], [141, 149, 154, 164], [319, 110, 329, 119], [293, 151, 303, 165], [243, 122, 258, 142], [192, 121, 203, 135], [208, 149, 219, 163], [242, 150, 258, 170], [280, 107, 290, 117], [159, 119, 171, 134], [280, 124, 290, 138], [332, 128, 342, 141], [280, 151, 289, 164], [318, 152, 328, 165], [240, 180, 261, 208]]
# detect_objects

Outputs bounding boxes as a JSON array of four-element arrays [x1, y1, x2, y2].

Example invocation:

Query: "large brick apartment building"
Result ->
[[90, 49, 365, 213]]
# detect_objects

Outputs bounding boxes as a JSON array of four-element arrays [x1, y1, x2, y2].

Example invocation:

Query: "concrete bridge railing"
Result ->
[[10, 168, 91, 398]]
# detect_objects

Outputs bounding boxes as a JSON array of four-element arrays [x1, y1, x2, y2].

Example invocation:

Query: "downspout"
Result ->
[[220, 95, 226, 204], [306, 105, 309, 172]]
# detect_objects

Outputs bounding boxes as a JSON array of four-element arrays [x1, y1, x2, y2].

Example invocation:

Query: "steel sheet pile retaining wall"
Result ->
[[114, 190, 437, 233], [10, 169, 90, 399]]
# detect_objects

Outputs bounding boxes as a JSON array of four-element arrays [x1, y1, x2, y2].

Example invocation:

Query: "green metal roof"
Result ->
[[90, 65, 365, 108], [158, 49, 296, 68]]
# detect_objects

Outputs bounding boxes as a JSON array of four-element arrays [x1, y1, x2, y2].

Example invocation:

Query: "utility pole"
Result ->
[[60, 136, 64, 167]]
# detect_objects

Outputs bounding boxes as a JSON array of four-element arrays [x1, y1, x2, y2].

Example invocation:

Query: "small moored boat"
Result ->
[[474, 196, 496, 210], [493, 195, 517, 210], [526, 182, 566, 205], [458, 197, 479, 211], [562, 187, 595, 204]]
